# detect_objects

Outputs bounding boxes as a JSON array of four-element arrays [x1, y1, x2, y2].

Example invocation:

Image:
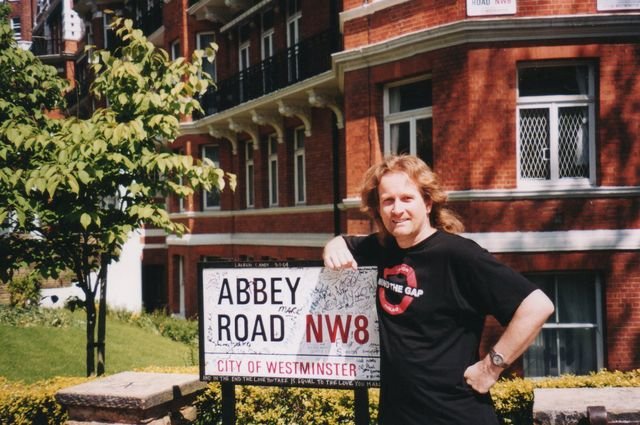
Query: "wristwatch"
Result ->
[[489, 348, 510, 369]]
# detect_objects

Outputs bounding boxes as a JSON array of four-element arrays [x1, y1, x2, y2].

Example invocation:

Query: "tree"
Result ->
[[0, 6, 234, 376]]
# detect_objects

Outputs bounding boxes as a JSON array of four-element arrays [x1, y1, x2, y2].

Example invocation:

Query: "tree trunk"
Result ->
[[85, 288, 96, 377], [96, 264, 108, 376]]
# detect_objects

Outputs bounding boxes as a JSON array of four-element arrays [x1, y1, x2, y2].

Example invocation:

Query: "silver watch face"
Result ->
[[491, 351, 505, 367]]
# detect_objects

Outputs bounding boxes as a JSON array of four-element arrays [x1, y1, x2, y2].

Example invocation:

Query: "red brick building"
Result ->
[[44, 0, 640, 377]]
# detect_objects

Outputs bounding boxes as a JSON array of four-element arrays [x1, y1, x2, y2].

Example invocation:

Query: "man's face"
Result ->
[[378, 171, 433, 248]]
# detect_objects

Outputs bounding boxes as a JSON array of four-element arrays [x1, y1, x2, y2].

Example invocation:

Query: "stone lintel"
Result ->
[[56, 371, 206, 424], [533, 387, 640, 425]]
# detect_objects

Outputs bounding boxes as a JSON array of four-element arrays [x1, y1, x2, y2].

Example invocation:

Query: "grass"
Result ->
[[0, 309, 197, 383]]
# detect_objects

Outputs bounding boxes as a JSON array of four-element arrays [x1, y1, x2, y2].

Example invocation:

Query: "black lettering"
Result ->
[[271, 277, 283, 304], [218, 279, 233, 304], [235, 314, 248, 341], [254, 278, 267, 304], [237, 278, 250, 304], [271, 315, 285, 342], [252, 315, 267, 341], [218, 314, 231, 340], [286, 277, 301, 304]]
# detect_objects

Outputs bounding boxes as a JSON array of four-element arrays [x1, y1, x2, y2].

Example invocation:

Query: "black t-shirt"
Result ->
[[344, 231, 538, 425]]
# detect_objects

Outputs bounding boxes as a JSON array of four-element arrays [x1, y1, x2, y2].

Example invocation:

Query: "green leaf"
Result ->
[[68, 175, 80, 194], [80, 213, 91, 229]]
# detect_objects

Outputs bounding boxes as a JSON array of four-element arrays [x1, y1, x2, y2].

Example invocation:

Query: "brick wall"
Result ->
[[343, 0, 602, 50]]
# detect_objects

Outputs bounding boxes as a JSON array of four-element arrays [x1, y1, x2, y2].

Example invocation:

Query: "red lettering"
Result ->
[[305, 314, 369, 344]]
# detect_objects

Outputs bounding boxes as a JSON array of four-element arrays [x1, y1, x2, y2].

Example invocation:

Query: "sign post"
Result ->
[[198, 261, 380, 424]]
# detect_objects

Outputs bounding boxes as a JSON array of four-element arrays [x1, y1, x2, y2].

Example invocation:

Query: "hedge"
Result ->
[[1, 369, 638, 425]]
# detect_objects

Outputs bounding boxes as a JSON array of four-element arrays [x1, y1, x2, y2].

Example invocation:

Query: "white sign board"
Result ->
[[198, 261, 380, 388], [597, 0, 640, 10], [467, 0, 516, 16]]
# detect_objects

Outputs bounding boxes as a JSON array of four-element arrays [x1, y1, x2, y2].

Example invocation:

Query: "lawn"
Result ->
[[0, 311, 197, 383]]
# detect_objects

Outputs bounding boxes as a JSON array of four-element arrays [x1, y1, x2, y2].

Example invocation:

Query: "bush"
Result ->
[[0, 376, 90, 425], [6, 274, 41, 308], [492, 369, 640, 424], [194, 384, 379, 425], [0, 305, 79, 328]]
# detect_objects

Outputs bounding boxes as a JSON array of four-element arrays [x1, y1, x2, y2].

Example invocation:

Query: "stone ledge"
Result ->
[[533, 387, 640, 425], [56, 371, 207, 425]]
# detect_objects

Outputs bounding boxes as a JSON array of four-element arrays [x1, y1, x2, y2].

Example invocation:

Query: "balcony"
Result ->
[[132, 1, 163, 37], [197, 29, 339, 117], [30, 36, 64, 56]]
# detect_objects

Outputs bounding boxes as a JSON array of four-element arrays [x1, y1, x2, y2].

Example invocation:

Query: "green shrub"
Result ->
[[6, 274, 41, 308], [0, 305, 79, 328], [194, 384, 379, 425], [0, 376, 90, 425], [108, 309, 198, 346], [492, 369, 640, 424]]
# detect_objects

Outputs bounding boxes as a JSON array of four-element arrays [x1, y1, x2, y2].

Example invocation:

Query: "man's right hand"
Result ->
[[322, 236, 358, 270]]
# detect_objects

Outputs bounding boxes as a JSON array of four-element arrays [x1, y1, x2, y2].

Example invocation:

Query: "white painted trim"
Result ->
[[333, 15, 640, 76], [462, 229, 640, 253], [339, 0, 413, 32], [142, 243, 168, 250], [169, 203, 334, 219], [141, 228, 167, 237], [166, 232, 334, 247], [340, 186, 640, 206], [157, 229, 640, 252]]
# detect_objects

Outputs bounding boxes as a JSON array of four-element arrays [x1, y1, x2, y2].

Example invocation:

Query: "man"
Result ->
[[323, 155, 554, 425]]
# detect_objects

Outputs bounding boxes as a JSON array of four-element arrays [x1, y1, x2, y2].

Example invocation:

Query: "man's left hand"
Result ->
[[463, 356, 502, 394]]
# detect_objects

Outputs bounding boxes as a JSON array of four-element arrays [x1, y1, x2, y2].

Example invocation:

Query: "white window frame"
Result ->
[[10, 17, 20, 39], [102, 14, 114, 49], [197, 32, 216, 81], [286, 0, 301, 82], [245, 141, 255, 208], [383, 75, 433, 157], [170, 39, 181, 60], [516, 61, 596, 189], [268, 135, 279, 206], [294, 127, 306, 205], [523, 272, 604, 378], [261, 9, 274, 61], [202, 145, 221, 210]]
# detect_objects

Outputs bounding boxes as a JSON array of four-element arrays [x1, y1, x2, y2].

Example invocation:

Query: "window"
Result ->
[[10, 17, 20, 39], [170, 39, 181, 60], [197, 32, 216, 80], [261, 8, 275, 93], [103, 14, 116, 49], [517, 63, 596, 188], [286, 0, 301, 82], [238, 23, 250, 102], [523, 272, 603, 377], [202, 145, 221, 210], [268, 135, 278, 206], [384, 77, 433, 166], [245, 141, 255, 208], [294, 128, 306, 204]]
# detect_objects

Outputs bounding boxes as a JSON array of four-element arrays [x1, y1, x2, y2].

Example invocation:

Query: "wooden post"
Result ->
[[354, 387, 370, 425], [221, 382, 236, 425]]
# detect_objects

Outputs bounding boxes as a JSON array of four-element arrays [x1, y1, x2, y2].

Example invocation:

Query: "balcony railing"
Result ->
[[30, 36, 64, 56], [196, 29, 340, 117], [132, 1, 163, 36]]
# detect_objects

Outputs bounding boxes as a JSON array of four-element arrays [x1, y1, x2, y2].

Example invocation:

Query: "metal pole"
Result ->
[[221, 382, 236, 425], [354, 387, 370, 425]]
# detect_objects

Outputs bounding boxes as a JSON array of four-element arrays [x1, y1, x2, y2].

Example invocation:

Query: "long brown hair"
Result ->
[[360, 155, 464, 243]]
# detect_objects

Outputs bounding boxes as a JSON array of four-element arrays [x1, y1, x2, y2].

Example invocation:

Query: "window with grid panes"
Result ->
[[294, 128, 306, 204], [245, 141, 255, 208], [517, 63, 596, 188], [261, 8, 275, 93], [286, 0, 301, 82], [384, 77, 434, 167], [523, 272, 603, 377], [202, 145, 221, 209], [10, 17, 20, 39], [268, 135, 278, 206]]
